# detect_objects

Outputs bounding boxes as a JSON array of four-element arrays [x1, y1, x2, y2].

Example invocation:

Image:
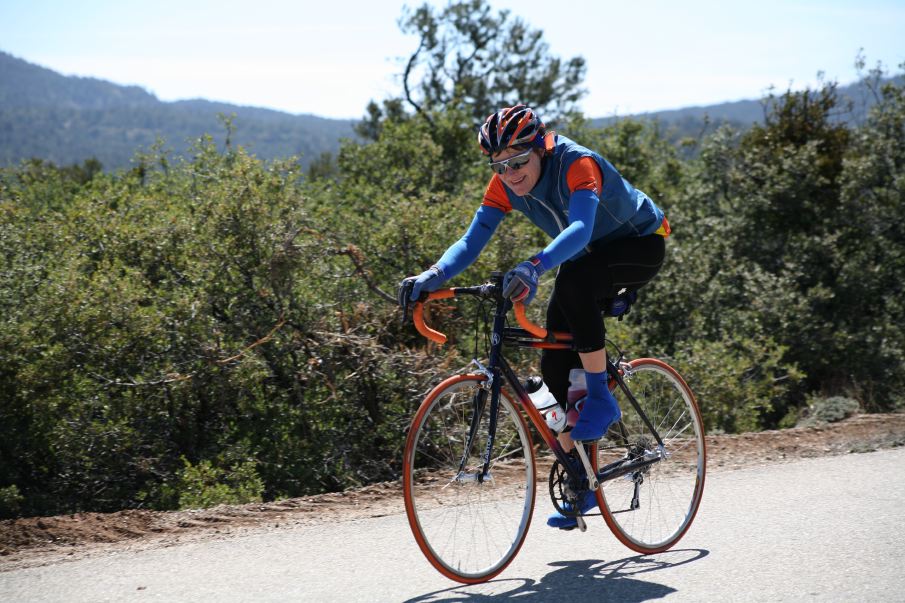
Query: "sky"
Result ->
[[1, 0, 903, 120]]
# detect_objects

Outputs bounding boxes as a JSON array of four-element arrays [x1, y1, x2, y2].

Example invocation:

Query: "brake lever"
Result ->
[[397, 279, 414, 324], [399, 280, 432, 325]]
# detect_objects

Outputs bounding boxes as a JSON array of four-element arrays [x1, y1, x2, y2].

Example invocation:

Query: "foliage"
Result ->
[[0, 485, 23, 517], [397, 0, 586, 125], [1, 42, 903, 519], [669, 338, 803, 434], [0, 138, 439, 517], [167, 457, 265, 510], [356, 0, 586, 150], [797, 396, 861, 427], [629, 65, 905, 429]]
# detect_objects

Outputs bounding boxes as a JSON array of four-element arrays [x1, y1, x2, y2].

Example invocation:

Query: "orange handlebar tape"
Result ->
[[413, 302, 447, 344], [513, 302, 547, 339]]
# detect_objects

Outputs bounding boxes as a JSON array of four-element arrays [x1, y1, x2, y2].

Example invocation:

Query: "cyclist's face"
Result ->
[[492, 147, 541, 196]]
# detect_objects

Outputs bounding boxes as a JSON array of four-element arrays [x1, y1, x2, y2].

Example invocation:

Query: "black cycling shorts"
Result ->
[[540, 234, 665, 405]]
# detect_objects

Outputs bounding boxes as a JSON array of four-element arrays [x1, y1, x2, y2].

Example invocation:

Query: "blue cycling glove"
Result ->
[[502, 256, 546, 304], [401, 265, 446, 303]]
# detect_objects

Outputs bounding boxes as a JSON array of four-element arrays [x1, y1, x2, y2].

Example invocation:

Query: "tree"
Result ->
[[393, 0, 586, 128], [353, 0, 589, 192]]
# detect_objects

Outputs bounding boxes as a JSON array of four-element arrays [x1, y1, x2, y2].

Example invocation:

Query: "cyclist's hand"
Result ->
[[399, 266, 446, 306], [502, 257, 544, 304]]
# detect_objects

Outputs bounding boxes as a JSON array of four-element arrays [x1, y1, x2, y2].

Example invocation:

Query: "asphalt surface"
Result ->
[[2, 447, 904, 602]]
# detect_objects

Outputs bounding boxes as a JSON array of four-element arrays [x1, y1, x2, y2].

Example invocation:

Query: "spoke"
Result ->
[[416, 448, 455, 470], [494, 446, 525, 463], [663, 418, 693, 444], [653, 393, 685, 435], [663, 436, 697, 455]]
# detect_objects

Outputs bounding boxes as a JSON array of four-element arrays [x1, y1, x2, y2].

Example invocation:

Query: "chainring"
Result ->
[[548, 458, 586, 517]]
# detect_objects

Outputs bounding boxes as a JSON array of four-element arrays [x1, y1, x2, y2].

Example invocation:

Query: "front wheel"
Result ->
[[595, 358, 706, 553], [402, 374, 536, 584]]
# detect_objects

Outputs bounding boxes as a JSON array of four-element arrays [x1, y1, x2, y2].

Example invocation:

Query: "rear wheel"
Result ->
[[403, 374, 536, 584], [594, 358, 706, 553]]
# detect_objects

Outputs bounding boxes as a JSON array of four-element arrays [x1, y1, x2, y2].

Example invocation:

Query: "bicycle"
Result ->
[[400, 272, 706, 584]]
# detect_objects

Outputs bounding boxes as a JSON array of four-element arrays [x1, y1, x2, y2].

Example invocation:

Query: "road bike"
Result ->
[[400, 272, 706, 584]]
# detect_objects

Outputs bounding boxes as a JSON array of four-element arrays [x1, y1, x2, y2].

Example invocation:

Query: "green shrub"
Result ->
[[0, 485, 23, 518], [797, 396, 860, 427], [171, 457, 265, 510], [669, 337, 804, 434]]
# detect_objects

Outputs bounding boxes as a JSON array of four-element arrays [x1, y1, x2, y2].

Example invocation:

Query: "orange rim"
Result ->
[[402, 374, 537, 583], [595, 358, 706, 553]]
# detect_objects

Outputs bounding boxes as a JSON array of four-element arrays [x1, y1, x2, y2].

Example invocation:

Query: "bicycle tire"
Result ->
[[594, 358, 706, 553], [403, 374, 536, 584]]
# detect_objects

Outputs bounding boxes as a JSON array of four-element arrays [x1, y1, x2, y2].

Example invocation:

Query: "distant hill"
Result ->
[[590, 75, 902, 143], [1, 50, 899, 171], [0, 51, 358, 171]]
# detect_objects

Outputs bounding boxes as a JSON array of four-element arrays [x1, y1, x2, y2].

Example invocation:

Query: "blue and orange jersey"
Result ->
[[433, 135, 670, 281], [481, 134, 669, 248]]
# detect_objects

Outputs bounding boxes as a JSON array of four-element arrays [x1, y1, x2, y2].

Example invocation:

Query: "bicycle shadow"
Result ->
[[404, 548, 709, 603]]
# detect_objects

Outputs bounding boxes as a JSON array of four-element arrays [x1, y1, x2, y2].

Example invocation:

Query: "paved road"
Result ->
[[2, 448, 904, 602]]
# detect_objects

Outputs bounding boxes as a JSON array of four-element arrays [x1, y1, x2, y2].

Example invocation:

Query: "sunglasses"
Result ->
[[488, 149, 534, 175]]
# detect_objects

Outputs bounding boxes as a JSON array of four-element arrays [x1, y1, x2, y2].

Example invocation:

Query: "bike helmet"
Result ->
[[478, 104, 546, 156]]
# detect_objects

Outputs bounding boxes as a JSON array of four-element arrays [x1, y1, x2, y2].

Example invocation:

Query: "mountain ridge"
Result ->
[[1, 50, 896, 170], [0, 51, 358, 170], [590, 73, 901, 140]]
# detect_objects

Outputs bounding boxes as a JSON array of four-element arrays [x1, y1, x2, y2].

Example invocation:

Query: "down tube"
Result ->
[[499, 358, 572, 463]]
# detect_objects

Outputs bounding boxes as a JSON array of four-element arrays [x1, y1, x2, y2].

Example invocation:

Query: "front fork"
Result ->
[[454, 286, 510, 483]]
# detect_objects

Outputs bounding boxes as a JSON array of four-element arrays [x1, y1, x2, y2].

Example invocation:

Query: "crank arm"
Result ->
[[573, 443, 599, 491]]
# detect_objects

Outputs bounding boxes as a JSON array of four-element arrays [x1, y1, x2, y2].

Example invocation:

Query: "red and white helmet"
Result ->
[[478, 104, 545, 155]]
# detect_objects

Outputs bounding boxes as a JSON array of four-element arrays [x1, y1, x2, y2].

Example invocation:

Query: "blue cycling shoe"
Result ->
[[546, 489, 599, 530], [569, 390, 621, 442]]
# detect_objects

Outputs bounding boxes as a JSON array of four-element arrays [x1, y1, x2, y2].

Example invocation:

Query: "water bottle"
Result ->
[[566, 369, 587, 428], [525, 377, 566, 433]]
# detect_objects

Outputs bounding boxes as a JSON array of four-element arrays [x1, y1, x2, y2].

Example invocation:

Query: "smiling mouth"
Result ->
[[509, 174, 527, 186]]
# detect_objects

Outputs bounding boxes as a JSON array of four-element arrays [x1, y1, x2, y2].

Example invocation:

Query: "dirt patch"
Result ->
[[2, 412, 903, 571]]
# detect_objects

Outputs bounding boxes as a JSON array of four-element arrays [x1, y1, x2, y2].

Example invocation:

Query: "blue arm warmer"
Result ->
[[435, 204, 505, 280], [536, 188, 598, 271]]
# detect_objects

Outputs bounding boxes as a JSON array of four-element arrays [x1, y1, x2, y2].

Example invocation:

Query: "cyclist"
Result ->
[[400, 104, 670, 528]]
